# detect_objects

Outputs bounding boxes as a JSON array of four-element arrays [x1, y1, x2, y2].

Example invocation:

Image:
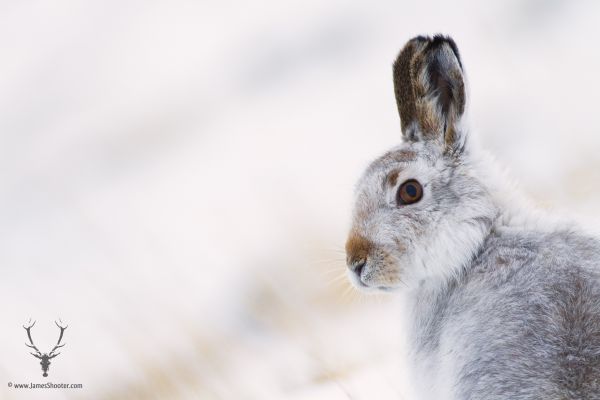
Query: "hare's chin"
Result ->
[[346, 269, 368, 289], [355, 282, 399, 293], [347, 269, 400, 292]]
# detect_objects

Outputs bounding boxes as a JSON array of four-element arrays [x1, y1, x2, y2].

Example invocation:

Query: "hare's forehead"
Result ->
[[357, 147, 440, 193]]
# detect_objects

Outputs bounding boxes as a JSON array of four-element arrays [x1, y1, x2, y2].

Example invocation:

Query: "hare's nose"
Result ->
[[345, 233, 373, 277], [349, 258, 366, 277]]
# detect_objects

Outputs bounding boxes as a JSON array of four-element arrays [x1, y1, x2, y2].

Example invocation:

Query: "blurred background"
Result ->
[[1, 1, 600, 399]]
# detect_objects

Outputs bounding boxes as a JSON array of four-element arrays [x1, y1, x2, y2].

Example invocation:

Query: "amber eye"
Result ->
[[396, 179, 423, 205]]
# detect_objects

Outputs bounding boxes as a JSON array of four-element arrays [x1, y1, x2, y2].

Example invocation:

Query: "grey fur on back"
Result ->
[[345, 35, 600, 399], [413, 229, 600, 399]]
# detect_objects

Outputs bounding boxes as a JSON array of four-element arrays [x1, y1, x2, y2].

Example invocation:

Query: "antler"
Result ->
[[49, 320, 68, 356], [23, 319, 42, 356]]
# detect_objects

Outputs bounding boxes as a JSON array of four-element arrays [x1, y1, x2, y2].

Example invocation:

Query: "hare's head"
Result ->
[[346, 35, 497, 292]]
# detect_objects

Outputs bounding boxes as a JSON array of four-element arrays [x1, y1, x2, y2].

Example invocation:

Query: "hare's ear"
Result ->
[[393, 35, 467, 154]]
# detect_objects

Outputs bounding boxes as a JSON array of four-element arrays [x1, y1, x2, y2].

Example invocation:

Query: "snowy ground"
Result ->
[[1, 1, 600, 399]]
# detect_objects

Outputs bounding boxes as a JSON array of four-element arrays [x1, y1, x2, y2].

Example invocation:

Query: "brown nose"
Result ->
[[349, 258, 366, 277], [345, 233, 373, 273]]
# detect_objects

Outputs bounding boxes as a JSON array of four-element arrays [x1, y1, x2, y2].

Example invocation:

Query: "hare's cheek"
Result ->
[[393, 237, 409, 253]]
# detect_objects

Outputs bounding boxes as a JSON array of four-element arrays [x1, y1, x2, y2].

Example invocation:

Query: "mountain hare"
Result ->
[[345, 35, 600, 399]]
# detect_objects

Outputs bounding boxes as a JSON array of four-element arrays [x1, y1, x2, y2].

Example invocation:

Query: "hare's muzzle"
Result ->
[[348, 258, 366, 279], [345, 233, 373, 286]]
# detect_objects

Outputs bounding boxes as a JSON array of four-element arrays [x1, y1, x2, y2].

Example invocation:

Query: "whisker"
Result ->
[[342, 285, 360, 304], [319, 270, 348, 285], [328, 273, 349, 283], [309, 257, 346, 265], [319, 265, 347, 275]]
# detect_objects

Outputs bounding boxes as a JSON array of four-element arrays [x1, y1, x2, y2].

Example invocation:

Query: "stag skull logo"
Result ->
[[23, 319, 67, 377]]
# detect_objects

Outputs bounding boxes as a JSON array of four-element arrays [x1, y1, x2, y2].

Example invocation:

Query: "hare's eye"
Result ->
[[396, 179, 423, 205]]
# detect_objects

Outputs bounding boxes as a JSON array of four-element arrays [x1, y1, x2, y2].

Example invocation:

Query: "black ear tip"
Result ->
[[430, 34, 462, 68], [392, 34, 466, 140], [410, 35, 431, 43], [403, 34, 462, 69]]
